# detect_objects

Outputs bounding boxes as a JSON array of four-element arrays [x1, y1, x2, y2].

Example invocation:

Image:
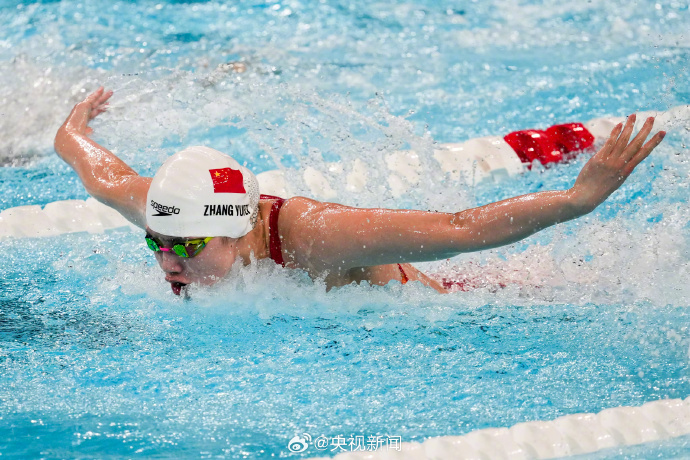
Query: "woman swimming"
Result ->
[[54, 87, 666, 295]]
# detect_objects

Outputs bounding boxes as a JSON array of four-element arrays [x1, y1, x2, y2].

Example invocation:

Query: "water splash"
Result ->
[[1, 1, 689, 457]]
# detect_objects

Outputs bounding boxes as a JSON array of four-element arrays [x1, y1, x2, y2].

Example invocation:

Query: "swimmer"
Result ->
[[54, 87, 666, 295]]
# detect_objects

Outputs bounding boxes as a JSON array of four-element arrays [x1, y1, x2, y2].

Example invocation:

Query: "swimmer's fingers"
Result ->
[[598, 122, 624, 159], [82, 87, 107, 109], [89, 88, 113, 119], [96, 88, 113, 107], [623, 130, 665, 174], [621, 116, 654, 161], [608, 114, 637, 159], [80, 87, 111, 117]]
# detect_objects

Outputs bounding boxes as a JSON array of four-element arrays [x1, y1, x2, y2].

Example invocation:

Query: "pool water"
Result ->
[[1, 0, 689, 458]]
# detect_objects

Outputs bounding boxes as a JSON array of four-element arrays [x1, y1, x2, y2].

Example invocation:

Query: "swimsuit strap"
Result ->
[[397, 263, 409, 284], [262, 195, 285, 267]]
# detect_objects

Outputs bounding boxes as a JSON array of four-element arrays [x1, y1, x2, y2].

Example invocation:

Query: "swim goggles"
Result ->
[[145, 234, 214, 258]]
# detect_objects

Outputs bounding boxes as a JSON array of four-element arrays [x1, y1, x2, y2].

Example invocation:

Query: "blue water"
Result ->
[[1, 0, 689, 458]]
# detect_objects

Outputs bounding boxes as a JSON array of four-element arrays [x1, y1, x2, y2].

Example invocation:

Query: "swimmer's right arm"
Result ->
[[54, 87, 151, 229]]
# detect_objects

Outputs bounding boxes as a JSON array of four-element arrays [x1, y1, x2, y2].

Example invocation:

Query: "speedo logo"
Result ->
[[150, 200, 180, 217], [204, 204, 250, 216]]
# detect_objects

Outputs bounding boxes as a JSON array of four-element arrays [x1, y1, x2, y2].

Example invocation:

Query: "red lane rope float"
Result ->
[[547, 122, 595, 154], [504, 122, 595, 168], [504, 129, 562, 166]]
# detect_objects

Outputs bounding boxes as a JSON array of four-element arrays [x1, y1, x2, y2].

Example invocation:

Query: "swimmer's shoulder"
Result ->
[[274, 196, 326, 231], [278, 196, 354, 227], [269, 196, 338, 270]]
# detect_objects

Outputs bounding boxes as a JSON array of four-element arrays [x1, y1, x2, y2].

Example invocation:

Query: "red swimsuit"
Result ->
[[260, 194, 286, 267]]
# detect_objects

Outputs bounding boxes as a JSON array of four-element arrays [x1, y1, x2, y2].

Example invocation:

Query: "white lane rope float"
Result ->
[[307, 397, 690, 460], [1, 107, 689, 459]]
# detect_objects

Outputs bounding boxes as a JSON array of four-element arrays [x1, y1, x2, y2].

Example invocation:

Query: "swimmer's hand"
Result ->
[[64, 87, 113, 136], [569, 114, 665, 213]]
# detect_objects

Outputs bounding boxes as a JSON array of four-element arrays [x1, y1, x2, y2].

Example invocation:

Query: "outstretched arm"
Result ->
[[281, 114, 665, 272], [54, 87, 151, 228]]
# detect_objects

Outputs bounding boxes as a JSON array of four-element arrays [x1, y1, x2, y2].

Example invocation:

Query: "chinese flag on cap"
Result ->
[[209, 168, 246, 193]]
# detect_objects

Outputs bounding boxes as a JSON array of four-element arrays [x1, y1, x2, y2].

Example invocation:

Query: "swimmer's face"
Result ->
[[146, 228, 238, 295]]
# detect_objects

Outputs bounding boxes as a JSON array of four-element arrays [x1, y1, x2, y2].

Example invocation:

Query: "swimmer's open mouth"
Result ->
[[170, 282, 187, 296]]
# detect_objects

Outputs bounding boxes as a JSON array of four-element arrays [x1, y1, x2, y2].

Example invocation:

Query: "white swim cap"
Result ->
[[146, 146, 260, 238]]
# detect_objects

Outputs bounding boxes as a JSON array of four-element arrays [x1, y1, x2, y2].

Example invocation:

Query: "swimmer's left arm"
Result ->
[[282, 114, 665, 271], [284, 195, 577, 270]]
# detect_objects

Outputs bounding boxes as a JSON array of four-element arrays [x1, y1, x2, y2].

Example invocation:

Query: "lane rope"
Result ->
[[307, 397, 690, 460]]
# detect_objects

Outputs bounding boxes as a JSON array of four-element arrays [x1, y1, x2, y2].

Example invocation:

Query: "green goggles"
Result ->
[[145, 234, 214, 258]]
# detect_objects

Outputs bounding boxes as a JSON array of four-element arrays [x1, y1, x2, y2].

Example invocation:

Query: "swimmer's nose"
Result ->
[[157, 251, 185, 274]]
